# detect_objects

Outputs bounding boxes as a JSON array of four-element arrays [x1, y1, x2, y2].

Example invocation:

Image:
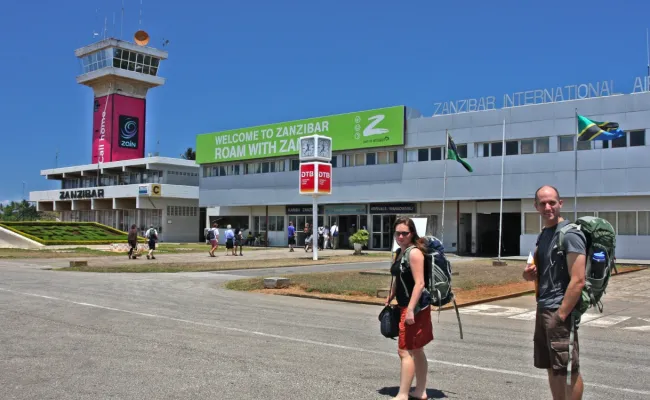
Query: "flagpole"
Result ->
[[574, 109, 578, 221], [498, 118, 505, 261], [646, 28, 649, 90], [441, 129, 448, 245]]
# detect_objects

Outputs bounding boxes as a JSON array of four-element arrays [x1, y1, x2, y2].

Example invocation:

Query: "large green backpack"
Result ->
[[556, 216, 617, 320], [556, 216, 616, 387]]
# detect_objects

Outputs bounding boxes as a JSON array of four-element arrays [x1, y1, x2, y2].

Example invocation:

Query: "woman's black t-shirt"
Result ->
[[390, 249, 415, 307]]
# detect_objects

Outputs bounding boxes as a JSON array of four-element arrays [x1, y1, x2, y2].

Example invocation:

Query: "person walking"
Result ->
[[144, 224, 158, 260], [523, 185, 587, 400], [287, 221, 296, 252], [207, 222, 219, 257], [385, 217, 433, 400], [234, 226, 244, 256], [224, 224, 236, 256], [330, 222, 338, 250], [127, 224, 138, 259]]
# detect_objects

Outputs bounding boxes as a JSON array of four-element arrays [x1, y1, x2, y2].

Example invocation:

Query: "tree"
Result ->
[[180, 147, 196, 160], [0, 200, 40, 221]]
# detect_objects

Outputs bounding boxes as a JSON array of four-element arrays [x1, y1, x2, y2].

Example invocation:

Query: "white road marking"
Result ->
[[459, 304, 528, 317], [582, 315, 631, 328], [624, 318, 650, 332], [508, 311, 537, 321], [2, 287, 650, 397]]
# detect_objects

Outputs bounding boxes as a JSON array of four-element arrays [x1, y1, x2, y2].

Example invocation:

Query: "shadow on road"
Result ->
[[377, 386, 447, 399]]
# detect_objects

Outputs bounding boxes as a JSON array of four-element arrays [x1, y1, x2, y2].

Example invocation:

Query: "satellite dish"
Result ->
[[134, 30, 150, 46]]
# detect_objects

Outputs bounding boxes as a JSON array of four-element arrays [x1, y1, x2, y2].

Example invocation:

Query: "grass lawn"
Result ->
[[0, 222, 129, 244], [225, 261, 648, 304], [0, 247, 119, 259], [56, 253, 389, 272]]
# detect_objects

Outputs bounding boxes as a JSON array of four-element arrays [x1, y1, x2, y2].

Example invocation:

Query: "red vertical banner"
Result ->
[[92, 95, 114, 164], [299, 163, 316, 194], [317, 163, 332, 195], [111, 94, 146, 161], [91, 94, 146, 163]]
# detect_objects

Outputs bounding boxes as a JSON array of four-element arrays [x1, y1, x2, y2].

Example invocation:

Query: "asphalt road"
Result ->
[[1, 259, 649, 400]]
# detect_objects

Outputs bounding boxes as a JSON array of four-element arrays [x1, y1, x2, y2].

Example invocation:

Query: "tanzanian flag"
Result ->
[[447, 134, 473, 172], [577, 115, 625, 141]]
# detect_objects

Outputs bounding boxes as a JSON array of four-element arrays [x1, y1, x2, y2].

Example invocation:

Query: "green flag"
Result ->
[[447, 134, 473, 173], [577, 114, 625, 141]]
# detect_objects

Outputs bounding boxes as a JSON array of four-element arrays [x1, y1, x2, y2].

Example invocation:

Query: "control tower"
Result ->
[[74, 31, 168, 164]]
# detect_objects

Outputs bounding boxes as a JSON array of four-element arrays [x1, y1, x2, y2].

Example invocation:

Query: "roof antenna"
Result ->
[[139, 0, 143, 27], [120, 0, 124, 40], [92, 8, 100, 38]]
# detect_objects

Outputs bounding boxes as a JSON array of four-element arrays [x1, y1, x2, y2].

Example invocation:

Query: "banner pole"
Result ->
[[498, 118, 505, 261], [441, 129, 448, 245], [574, 109, 578, 221]]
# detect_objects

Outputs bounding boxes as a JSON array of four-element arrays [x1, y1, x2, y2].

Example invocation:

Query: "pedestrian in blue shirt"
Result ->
[[287, 221, 296, 252]]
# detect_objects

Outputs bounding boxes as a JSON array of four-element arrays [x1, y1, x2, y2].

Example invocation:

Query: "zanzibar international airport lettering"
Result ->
[[433, 76, 650, 116], [213, 121, 330, 160], [59, 189, 105, 200]]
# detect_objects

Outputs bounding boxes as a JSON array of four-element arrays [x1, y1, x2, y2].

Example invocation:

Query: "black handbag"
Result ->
[[378, 276, 400, 339]]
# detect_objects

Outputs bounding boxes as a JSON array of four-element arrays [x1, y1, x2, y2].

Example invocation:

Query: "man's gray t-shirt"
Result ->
[[536, 220, 587, 310]]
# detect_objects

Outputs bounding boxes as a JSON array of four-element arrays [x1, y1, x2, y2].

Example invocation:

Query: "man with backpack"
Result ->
[[523, 185, 587, 400], [144, 225, 158, 260]]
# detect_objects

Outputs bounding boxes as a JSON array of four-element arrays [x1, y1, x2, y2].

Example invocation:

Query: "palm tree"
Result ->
[[180, 147, 196, 160]]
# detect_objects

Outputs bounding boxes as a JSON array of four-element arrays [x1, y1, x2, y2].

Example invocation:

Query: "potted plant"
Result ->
[[349, 229, 369, 255]]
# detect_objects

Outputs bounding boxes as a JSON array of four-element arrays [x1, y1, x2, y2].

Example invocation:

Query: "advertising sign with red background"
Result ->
[[299, 163, 315, 194], [317, 163, 332, 195], [92, 95, 114, 164], [92, 94, 146, 164]]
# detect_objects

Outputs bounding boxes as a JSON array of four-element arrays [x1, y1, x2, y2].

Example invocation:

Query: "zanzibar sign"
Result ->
[[433, 76, 650, 116], [59, 189, 105, 200]]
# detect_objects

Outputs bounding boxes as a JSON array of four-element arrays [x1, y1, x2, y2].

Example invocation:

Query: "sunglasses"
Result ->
[[394, 231, 411, 237]]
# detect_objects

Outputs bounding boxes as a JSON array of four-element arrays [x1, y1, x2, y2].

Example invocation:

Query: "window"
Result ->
[[377, 151, 388, 164], [290, 159, 299, 171], [521, 139, 534, 155], [430, 147, 442, 161], [577, 140, 592, 150], [366, 153, 376, 165], [618, 211, 637, 235], [354, 153, 365, 166], [559, 136, 574, 152], [612, 134, 627, 148], [491, 142, 503, 157], [505, 140, 519, 155], [331, 156, 338, 168], [456, 144, 468, 159], [524, 213, 540, 234], [639, 211, 650, 235], [630, 130, 646, 147], [406, 149, 417, 163], [482, 143, 490, 157], [536, 137, 549, 153], [389, 150, 398, 163], [418, 148, 429, 162], [261, 162, 270, 173], [598, 212, 617, 233]]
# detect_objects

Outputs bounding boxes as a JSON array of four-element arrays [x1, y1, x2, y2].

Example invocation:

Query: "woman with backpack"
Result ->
[[385, 217, 433, 400]]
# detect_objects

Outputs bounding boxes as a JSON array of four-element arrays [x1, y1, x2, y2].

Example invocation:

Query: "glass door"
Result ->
[[371, 214, 396, 249]]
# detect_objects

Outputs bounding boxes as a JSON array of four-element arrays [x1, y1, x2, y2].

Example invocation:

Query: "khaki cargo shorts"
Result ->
[[534, 308, 579, 376]]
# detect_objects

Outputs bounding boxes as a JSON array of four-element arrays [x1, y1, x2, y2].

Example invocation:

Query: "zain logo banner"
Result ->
[[119, 115, 139, 149]]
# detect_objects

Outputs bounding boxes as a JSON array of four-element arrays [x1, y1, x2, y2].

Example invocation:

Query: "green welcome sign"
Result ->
[[196, 106, 405, 164]]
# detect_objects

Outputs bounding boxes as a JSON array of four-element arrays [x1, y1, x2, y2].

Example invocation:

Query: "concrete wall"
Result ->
[[162, 198, 201, 243]]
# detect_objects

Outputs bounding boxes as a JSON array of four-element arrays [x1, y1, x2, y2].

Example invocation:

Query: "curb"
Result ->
[[261, 266, 649, 309]]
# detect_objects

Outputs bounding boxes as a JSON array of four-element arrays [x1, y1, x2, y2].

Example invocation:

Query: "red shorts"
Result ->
[[398, 305, 433, 350]]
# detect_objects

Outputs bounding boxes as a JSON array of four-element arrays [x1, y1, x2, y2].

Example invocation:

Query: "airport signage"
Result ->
[[59, 189, 105, 200], [286, 205, 325, 215], [195, 106, 405, 163], [369, 202, 417, 214], [433, 76, 650, 116]]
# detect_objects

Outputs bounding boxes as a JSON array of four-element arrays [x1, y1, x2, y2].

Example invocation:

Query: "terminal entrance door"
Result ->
[[371, 214, 396, 250], [332, 214, 367, 249]]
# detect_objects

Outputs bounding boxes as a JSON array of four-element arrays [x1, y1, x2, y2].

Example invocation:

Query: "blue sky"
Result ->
[[1, 0, 648, 202]]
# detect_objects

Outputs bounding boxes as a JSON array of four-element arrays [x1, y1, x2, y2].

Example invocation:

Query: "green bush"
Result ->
[[0, 222, 144, 245], [349, 229, 369, 246]]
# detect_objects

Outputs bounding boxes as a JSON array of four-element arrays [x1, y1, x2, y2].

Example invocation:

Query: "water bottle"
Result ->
[[591, 251, 606, 279]]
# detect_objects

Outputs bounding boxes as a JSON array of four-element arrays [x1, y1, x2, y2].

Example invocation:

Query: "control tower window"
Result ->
[[81, 49, 112, 74]]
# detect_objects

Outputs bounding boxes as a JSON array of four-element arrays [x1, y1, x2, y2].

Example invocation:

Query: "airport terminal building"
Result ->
[[30, 157, 200, 242], [197, 78, 650, 259]]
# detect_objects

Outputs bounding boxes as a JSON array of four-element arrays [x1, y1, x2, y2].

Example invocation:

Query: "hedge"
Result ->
[[0, 222, 147, 245]]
